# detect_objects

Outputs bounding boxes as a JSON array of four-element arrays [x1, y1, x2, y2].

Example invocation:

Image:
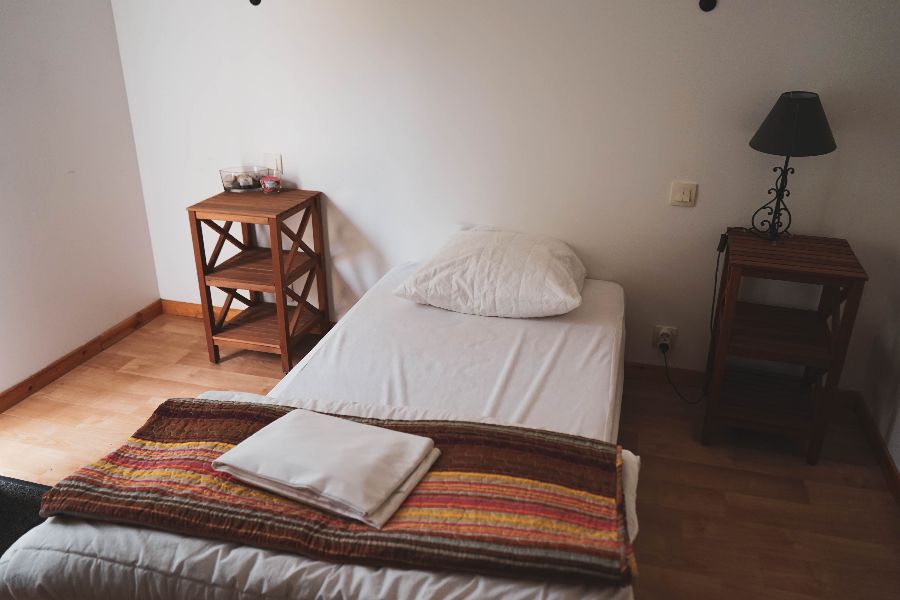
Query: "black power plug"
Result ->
[[657, 331, 673, 355]]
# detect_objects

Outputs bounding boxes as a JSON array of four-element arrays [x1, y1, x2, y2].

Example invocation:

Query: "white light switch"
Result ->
[[669, 181, 698, 207]]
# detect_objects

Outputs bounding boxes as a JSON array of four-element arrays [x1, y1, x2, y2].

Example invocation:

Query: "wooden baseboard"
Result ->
[[0, 299, 163, 413], [161, 299, 243, 320], [625, 361, 706, 388], [850, 391, 900, 505]]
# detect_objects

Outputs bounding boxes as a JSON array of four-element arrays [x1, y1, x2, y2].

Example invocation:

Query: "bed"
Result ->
[[0, 263, 636, 600]]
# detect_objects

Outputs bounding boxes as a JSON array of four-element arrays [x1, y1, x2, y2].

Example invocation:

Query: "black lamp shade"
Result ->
[[750, 91, 836, 157]]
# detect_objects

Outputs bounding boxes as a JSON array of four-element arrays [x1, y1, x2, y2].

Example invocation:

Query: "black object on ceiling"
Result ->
[[700, 0, 717, 12]]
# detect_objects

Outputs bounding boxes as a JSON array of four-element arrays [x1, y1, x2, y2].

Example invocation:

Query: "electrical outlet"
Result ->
[[653, 325, 679, 351], [669, 181, 698, 207]]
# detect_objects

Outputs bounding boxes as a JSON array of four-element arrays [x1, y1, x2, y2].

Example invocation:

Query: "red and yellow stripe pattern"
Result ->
[[41, 399, 635, 586]]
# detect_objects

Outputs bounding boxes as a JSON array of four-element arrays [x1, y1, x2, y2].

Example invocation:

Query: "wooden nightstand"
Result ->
[[187, 190, 331, 373], [703, 228, 868, 464]]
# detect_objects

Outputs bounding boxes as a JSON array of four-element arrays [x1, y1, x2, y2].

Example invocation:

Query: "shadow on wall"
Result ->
[[860, 243, 900, 456], [321, 195, 387, 319], [255, 194, 385, 320]]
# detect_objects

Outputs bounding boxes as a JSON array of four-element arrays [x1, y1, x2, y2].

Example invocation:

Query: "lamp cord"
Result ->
[[662, 350, 703, 405], [661, 238, 724, 404]]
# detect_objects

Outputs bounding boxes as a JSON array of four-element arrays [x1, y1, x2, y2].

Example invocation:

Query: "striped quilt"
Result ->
[[40, 399, 636, 586]]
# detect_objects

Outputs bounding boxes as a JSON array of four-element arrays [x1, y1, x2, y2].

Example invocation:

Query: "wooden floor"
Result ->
[[1, 314, 898, 598]]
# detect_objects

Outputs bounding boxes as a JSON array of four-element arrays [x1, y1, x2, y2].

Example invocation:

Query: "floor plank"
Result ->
[[0, 313, 897, 598], [0, 315, 283, 486], [621, 375, 900, 599]]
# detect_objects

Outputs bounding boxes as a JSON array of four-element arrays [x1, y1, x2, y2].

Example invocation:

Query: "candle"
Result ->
[[260, 175, 281, 193]]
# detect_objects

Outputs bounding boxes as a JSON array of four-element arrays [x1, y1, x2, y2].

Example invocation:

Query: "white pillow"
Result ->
[[394, 228, 587, 318]]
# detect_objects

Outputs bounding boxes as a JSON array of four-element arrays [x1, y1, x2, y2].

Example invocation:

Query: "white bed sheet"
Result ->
[[272, 262, 626, 443]]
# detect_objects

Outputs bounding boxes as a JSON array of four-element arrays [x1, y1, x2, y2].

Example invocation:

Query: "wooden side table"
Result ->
[[702, 228, 867, 464], [187, 190, 331, 373]]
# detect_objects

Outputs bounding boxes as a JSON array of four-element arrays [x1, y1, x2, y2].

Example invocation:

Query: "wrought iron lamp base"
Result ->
[[750, 154, 794, 242]]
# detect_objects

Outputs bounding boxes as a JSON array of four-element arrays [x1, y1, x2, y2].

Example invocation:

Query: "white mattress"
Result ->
[[272, 262, 626, 443], [0, 264, 635, 600]]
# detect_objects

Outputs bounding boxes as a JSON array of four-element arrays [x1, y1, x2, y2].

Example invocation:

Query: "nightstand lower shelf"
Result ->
[[716, 367, 815, 435], [206, 248, 315, 293], [212, 302, 324, 354], [730, 302, 832, 368]]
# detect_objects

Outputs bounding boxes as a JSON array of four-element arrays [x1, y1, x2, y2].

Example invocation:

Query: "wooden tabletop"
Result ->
[[726, 228, 868, 282], [187, 189, 320, 221]]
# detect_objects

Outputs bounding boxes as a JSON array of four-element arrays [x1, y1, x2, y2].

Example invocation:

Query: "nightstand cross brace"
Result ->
[[280, 208, 313, 275], [207, 221, 234, 270]]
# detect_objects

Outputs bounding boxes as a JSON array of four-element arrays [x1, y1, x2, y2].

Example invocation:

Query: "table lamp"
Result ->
[[749, 91, 836, 241]]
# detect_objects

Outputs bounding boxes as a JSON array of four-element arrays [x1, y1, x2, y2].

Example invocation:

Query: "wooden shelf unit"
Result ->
[[206, 248, 316, 292], [187, 190, 331, 372], [729, 302, 832, 368], [703, 229, 867, 464]]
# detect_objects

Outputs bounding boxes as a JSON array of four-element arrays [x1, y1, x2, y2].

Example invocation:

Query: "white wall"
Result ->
[[818, 4, 900, 464], [112, 0, 859, 370], [0, 0, 158, 390], [110, 1, 899, 459]]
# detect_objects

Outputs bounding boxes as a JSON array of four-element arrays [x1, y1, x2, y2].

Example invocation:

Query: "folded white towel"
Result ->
[[212, 409, 440, 528]]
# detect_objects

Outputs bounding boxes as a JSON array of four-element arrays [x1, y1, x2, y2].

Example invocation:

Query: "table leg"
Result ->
[[701, 264, 742, 445], [189, 213, 219, 363], [311, 196, 332, 328], [240, 223, 263, 307], [269, 217, 293, 373], [806, 281, 864, 464], [704, 251, 730, 394]]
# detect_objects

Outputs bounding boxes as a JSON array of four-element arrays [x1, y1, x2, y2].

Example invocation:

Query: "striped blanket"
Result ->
[[40, 399, 635, 586]]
